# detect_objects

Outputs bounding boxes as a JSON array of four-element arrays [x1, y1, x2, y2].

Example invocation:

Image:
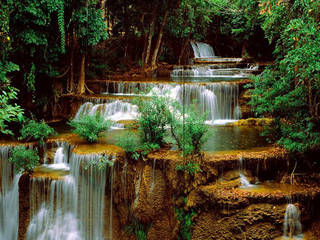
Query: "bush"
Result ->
[[169, 102, 211, 156], [9, 146, 39, 174], [68, 114, 111, 143], [175, 206, 196, 240], [19, 120, 56, 145], [134, 95, 170, 146], [176, 161, 201, 175], [116, 132, 140, 160], [84, 155, 114, 171]]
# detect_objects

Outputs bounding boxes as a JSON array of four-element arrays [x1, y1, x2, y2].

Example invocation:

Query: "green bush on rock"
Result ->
[[134, 94, 170, 147], [68, 114, 111, 143], [116, 132, 140, 160], [169, 102, 211, 157], [19, 120, 56, 145], [9, 146, 40, 174]]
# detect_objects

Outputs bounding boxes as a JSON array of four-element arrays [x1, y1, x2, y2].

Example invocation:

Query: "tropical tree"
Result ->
[[249, 0, 320, 152]]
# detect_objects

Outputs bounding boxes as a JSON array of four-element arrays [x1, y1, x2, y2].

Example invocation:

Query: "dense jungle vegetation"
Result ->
[[1, 0, 320, 153]]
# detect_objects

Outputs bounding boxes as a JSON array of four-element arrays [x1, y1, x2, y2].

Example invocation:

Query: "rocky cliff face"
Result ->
[[13, 141, 320, 240]]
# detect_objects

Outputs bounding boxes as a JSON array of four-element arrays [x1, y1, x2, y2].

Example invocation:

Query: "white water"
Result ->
[[0, 146, 20, 240], [133, 169, 142, 209], [27, 150, 112, 240], [75, 100, 138, 122], [171, 65, 256, 78], [191, 41, 215, 58], [283, 204, 303, 239], [26, 176, 80, 240], [238, 157, 254, 188], [100, 82, 241, 123]]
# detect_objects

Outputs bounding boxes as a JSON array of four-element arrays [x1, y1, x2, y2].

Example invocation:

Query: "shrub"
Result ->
[[169, 102, 211, 156], [175, 206, 196, 240], [116, 132, 140, 160], [68, 114, 111, 143], [84, 155, 114, 171], [124, 217, 151, 240], [176, 161, 201, 176], [9, 146, 40, 174], [134, 95, 170, 146], [19, 120, 56, 145]]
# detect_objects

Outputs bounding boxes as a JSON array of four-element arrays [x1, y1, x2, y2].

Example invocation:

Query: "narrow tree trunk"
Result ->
[[144, 14, 155, 67], [77, 53, 86, 94], [151, 8, 169, 69], [141, 14, 148, 68], [178, 31, 191, 65], [241, 40, 249, 58], [68, 33, 75, 93]]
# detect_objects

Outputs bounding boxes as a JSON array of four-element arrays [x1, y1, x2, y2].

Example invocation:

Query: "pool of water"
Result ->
[[103, 125, 269, 152]]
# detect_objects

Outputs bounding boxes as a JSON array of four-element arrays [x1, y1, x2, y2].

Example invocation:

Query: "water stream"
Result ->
[[0, 146, 20, 240]]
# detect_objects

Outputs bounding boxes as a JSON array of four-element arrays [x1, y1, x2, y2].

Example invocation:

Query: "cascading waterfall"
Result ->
[[238, 157, 254, 188], [100, 81, 240, 123], [75, 100, 138, 122], [26, 176, 80, 240], [283, 204, 303, 239], [0, 146, 20, 240], [27, 146, 113, 240], [70, 153, 108, 240], [171, 65, 252, 78], [190, 41, 215, 58]]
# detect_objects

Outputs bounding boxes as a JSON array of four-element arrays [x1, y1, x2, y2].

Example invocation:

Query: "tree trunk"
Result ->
[[68, 33, 75, 93], [178, 31, 191, 65], [77, 53, 86, 94], [141, 14, 148, 68], [144, 12, 156, 67], [151, 8, 169, 69], [241, 40, 249, 58]]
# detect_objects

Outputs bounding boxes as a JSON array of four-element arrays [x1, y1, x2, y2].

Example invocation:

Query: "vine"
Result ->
[[57, 0, 65, 53]]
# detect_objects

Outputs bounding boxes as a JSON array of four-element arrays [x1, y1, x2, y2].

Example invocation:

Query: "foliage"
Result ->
[[249, 0, 320, 152], [124, 217, 151, 240], [68, 114, 111, 143], [169, 102, 211, 156], [175, 206, 196, 240], [116, 132, 140, 160], [84, 155, 114, 171], [9, 146, 40, 174], [0, 85, 24, 136], [134, 95, 170, 146], [0, 2, 24, 136], [176, 161, 201, 176], [19, 120, 56, 145]]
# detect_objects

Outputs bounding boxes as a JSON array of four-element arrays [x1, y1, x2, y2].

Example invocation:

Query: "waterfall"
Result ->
[[27, 147, 113, 240], [26, 176, 80, 240], [283, 204, 303, 239], [191, 41, 215, 58], [75, 100, 138, 122], [0, 146, 20, 240], [134, 169, 142, 209], [102, 82, 240, 123], [238, 157, 254, 188], [150, 159, 156, 193], [171, 65, 253, 78]]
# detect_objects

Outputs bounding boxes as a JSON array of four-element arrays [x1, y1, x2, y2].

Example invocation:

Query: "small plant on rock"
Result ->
[[68, 113, 111, 143], [9, 146, 40, 174]]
